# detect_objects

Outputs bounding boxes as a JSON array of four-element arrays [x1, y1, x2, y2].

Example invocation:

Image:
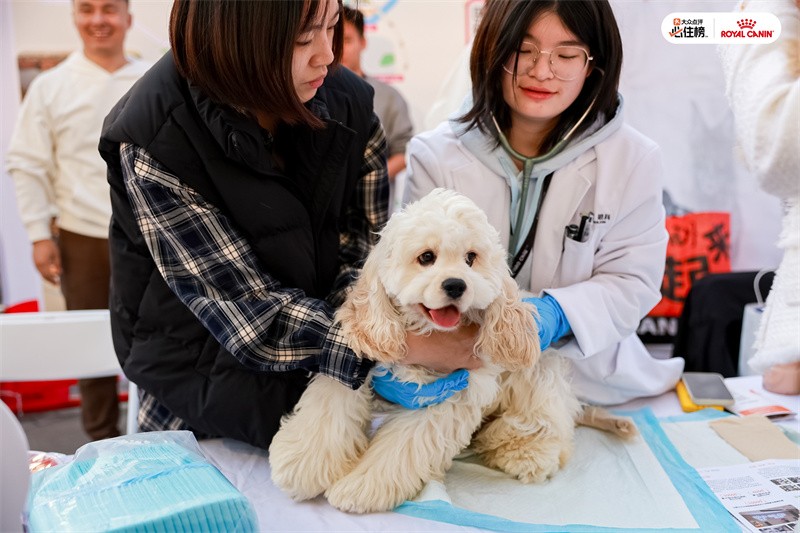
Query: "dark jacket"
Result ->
[[99, 53, 375, 448]]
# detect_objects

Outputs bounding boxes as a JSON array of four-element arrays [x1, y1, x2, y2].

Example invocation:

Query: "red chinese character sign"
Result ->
[[639, 212, 731, 341]]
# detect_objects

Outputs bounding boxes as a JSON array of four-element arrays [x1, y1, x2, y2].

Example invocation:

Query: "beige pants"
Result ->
[[58, 229, 120, 440]]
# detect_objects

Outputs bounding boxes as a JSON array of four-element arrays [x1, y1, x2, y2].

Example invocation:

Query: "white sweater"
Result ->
[[720, 0, 800, 368], [6, 51, 150, 241]]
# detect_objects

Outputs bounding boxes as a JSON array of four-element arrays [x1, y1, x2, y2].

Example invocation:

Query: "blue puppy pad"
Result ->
[[395, 408, 738, 532], [660, 407, 732, 423], [25, 431, 257, 532]]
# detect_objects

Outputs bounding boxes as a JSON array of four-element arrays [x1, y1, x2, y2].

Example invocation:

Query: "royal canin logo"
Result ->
[[721, 18, 773, 38]]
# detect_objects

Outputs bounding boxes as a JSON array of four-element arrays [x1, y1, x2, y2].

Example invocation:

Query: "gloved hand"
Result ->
[[370, 366, 470, 409], [522, 294, 571, 350]]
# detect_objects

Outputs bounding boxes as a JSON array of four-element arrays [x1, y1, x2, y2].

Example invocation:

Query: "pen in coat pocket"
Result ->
[[577, 214, 592, 242]]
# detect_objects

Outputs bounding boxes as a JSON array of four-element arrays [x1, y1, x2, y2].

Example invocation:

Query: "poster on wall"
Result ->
[[344, 0, 409, 84]]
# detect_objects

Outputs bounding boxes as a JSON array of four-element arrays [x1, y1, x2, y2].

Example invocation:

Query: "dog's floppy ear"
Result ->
[[335, 247, 407, 365], [475, 275, 540, 370]]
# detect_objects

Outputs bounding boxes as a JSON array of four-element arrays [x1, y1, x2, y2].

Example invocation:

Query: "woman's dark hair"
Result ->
[[342, 5, 365, 37], [170, 0, 343, 128], [461, 0, 623, 153]]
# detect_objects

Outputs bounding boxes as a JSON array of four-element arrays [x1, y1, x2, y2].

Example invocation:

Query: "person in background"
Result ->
[[6, 0, 150, 440], [99, 0, 479, 449], [341, 6, 414, 196], [405, 0, 684, 405], [720, 0, 800, 394]]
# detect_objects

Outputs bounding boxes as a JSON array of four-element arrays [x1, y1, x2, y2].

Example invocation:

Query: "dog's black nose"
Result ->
[[442, 278, 467, 299]]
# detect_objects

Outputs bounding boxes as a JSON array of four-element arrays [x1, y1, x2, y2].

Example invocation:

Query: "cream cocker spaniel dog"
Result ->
[[269, 188, 630, 513]]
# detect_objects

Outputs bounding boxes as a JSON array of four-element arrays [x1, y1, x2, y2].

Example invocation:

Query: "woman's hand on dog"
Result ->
[[403, 322, 482, 372]]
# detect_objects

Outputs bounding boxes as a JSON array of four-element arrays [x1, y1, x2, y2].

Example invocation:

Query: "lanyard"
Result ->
[[509, 171, 554, 278], [491, 91, 599, 273], [492, 116, 568, 255]]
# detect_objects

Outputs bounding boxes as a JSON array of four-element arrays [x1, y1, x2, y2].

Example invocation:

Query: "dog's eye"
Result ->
[[465, 251, 477, 267], [418, 251, 436, 266]]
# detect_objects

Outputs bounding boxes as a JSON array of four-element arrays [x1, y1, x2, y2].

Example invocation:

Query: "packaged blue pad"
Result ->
[[25, 431, 257, 532]]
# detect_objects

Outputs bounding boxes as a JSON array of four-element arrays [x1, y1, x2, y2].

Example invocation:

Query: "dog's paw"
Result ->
[[486, 448, 562, 484], [325, 470, 413, 514], [269, 428, 363, 501], [269, 440, 329, 500], [610, 416, 639, 440], [480, 436, 568, 484], [473, 415, 572, 484], [503, 452, 562, 484], [578, 406, 639, 440]]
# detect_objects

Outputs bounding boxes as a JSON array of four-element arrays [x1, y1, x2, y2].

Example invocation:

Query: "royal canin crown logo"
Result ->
[[721, 17, 773, 38]]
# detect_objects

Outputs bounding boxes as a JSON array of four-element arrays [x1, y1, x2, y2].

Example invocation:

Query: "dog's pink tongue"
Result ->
[[429, 306, 461, 328]]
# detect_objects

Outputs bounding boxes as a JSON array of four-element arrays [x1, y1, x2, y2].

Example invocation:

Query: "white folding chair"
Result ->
[[0, 310, 138, 434]]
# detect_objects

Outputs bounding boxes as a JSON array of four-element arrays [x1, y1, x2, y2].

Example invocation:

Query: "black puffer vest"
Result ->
[[99, 53, 375, 448]]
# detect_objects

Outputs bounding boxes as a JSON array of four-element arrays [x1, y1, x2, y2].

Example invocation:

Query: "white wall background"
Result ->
[[2, 0, 40, 310], [9, 0, 464, 134], [11, 0, 171, 64], [4, 0, 784, 304]]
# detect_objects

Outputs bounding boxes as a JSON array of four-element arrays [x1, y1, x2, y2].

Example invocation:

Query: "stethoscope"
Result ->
[[491, 87, 601, 255]]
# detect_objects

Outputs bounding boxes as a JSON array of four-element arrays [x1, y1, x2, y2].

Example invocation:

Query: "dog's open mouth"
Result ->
[[421, 304, 462, 328]]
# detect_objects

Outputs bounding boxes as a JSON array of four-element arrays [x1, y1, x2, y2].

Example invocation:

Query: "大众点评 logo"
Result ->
[[668, 17, 708, 39]]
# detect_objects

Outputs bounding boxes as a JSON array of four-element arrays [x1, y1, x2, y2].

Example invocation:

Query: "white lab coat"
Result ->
[[405, 116, 685, 405]]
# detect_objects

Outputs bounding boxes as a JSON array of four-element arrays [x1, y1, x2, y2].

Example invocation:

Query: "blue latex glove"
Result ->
[[523, 294, 571, 350], [370, 366, 470, 409]]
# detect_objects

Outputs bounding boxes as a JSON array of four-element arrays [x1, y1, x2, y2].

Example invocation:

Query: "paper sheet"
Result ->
[[698, 459, 800, 532], [724, 380, 798, 420], [709, 416, 800, 462]]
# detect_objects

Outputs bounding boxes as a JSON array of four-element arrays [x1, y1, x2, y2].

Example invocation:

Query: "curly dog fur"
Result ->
[[269, 188, 633, 513]]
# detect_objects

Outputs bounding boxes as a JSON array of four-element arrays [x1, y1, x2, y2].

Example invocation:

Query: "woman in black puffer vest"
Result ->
[[99, 0, 480, 449]]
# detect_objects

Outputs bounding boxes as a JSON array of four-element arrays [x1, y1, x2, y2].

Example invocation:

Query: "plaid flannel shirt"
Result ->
[[119, 115, 388, 432]]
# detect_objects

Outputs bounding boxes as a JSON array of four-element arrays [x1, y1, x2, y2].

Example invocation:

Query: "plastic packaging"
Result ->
[[28, 450, 71, 473], [25, 431, 258, 532]]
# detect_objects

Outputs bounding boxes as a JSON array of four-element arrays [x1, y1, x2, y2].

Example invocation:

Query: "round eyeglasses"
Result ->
[[504, 42, 593, 81]]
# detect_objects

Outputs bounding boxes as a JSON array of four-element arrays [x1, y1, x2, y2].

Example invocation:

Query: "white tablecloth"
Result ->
[[196, 375, 797, 532], [198, 438, 481, 532]]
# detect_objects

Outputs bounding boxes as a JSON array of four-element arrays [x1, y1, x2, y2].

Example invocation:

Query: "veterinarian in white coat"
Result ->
[[405, 0, 684, 405]]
